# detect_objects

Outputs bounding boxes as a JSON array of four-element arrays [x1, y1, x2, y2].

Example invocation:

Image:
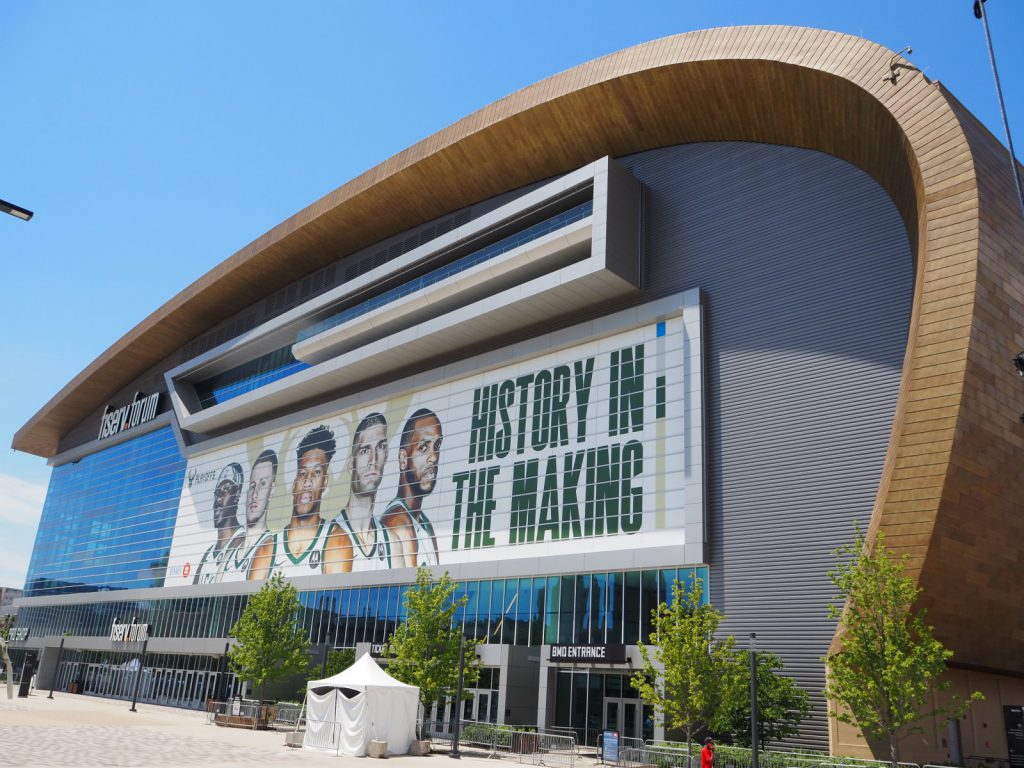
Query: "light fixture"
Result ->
[[1014, 352, 1024, 377], [0, 198, 33, 221], [883, 46, 913, 85]]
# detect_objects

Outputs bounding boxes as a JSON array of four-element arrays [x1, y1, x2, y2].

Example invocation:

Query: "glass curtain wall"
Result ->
[[16, 567, 708, 645]]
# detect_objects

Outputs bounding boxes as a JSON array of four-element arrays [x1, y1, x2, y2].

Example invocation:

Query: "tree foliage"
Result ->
[[383, 567, 480, 717], [824, 526, 981, 767], [228, 573, 311, 701], [631, 578, 735, 749], [714, 650, 809, 749], [324, 647, 356, 677], [0, 615, 13, 700]]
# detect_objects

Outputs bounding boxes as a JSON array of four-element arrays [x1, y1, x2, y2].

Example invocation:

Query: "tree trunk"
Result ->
[[889, 734, 900, 768], [1, 641, 13, 700], [686, 726, 694, 768]]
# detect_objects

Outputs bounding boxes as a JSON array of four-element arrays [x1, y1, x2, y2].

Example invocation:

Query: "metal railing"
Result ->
[[206, 699, 268, 730], [621, 744, 698, 768], [270, 702, 305, 730], [598, 733, 645, 761], [420, 719, 575, 767], [622, 742, 923, 768], [761, 750, 920, 768]]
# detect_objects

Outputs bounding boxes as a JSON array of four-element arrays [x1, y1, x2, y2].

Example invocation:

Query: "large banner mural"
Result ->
[[164, 309, 701, 586]]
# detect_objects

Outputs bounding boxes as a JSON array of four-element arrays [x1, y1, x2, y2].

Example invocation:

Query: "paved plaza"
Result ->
[[0, 691, 513, 768]]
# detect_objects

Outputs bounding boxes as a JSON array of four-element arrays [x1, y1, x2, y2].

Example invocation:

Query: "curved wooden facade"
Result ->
[[14, 25, 1024, 753]]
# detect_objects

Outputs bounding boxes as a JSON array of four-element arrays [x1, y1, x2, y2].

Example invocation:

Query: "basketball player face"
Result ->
[[401, 416, 443, 497], [350, 423, 388, 497], [246, 460, 276, 527], [213, 479, 241, 529], [292, 448, 329, 518]]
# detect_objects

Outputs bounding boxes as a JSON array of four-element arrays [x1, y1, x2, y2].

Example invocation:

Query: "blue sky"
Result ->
[[2, 1, 1021, 588]]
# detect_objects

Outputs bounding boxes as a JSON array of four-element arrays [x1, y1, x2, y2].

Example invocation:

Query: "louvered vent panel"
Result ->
[[615, 142, 913, 750]]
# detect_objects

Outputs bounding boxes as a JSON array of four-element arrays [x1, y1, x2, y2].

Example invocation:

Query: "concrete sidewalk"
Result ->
[[0, 691, 519, 768]]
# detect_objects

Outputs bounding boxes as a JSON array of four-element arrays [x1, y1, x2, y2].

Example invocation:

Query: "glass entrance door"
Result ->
[[603, 697, 642, 740]]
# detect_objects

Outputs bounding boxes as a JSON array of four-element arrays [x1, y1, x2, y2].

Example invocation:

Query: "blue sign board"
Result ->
[[603, 730, 620, 763]]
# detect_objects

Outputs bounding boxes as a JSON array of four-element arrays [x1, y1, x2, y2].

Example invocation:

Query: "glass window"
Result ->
[[577, 574, 593, 643], [590, 574, 604, 644], [559, 575, 575, 644], [463, 581, 479, 639], [298, 201, 594, 346], [624, 571, 641, 644], [640, 571, 658, 643], [338, 589, 352, 647], [606, 571, 622, 644], [661, 569, 679, 605], [489, 580, 505, 644], [544, 576, 560, 645], [476, 581, 492, 641], [25, 427, 186, 596], [451, 581, 467, 635], [354, 588, 370, 644]]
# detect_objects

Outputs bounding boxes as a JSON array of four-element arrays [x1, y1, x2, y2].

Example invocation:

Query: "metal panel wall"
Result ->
[[617, 142, 913, 749]]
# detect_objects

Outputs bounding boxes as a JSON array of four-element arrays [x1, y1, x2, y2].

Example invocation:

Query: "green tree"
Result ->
[[0, 615, 14, 700], [383, 567, 480, 731], [824, 526, 981, 768], [323, 647, 356, 677], [631, 579, 735, 756], [228, 572, 311, 702], [714, 650, 809, 749]]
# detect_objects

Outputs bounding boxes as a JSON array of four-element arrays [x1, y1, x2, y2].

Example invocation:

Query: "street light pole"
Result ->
[[973, 0, 1024, 221], [48, 638, 66, 699], [0, 198, 33, 221], [750, 633, 759, 768], [450, 634, 466, 759]]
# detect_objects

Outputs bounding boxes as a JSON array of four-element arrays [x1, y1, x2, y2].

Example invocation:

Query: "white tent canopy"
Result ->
[[303, 654, 419, 756]]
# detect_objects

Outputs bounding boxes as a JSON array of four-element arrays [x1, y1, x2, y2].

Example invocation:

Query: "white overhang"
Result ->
[[167, 155, 642, 439]]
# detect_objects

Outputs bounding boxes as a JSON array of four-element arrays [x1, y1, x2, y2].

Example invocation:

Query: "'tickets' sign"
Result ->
[[549, 644, 627, 663], [163, 302, 703, 586], [7, 627, 29, 642]]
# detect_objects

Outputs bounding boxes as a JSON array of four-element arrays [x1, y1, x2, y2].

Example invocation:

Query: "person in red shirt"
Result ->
[[700, 737, 715, 768]]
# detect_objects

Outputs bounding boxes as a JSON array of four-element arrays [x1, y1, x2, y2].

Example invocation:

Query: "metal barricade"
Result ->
[[270, 702, 304, 730], [420, 717, 455, 747], [206, 699, 266, 729], [622, 744, 696, 768], [418, 719, 574, 768], [599, 733, 645, 763], [763, 751, 920, 768], [623, 741, 920, 768], [522, 730, 576, 767]]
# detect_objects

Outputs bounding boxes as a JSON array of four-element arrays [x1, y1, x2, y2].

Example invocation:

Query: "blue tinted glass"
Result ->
[[194, 345, 309, 409], [24, 427, 186, 596], [298, 201, 594, 344]]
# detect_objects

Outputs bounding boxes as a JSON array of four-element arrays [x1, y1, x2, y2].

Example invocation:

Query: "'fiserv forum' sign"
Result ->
[[110, 617, 150, 643], [98, 392, 160, 440]]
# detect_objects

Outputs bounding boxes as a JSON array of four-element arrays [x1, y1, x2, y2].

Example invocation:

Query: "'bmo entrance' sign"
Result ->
[[549, 644, 626, 663]]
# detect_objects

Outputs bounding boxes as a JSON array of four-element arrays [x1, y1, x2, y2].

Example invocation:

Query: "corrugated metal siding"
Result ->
[[618, 142, 913, 750]]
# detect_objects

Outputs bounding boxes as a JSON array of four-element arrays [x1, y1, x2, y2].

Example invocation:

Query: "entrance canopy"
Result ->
[[303, 654, 419, 756]]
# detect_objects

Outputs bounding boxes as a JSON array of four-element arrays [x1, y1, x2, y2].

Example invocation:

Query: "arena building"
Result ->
[[9, 26, 1024, 763]]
